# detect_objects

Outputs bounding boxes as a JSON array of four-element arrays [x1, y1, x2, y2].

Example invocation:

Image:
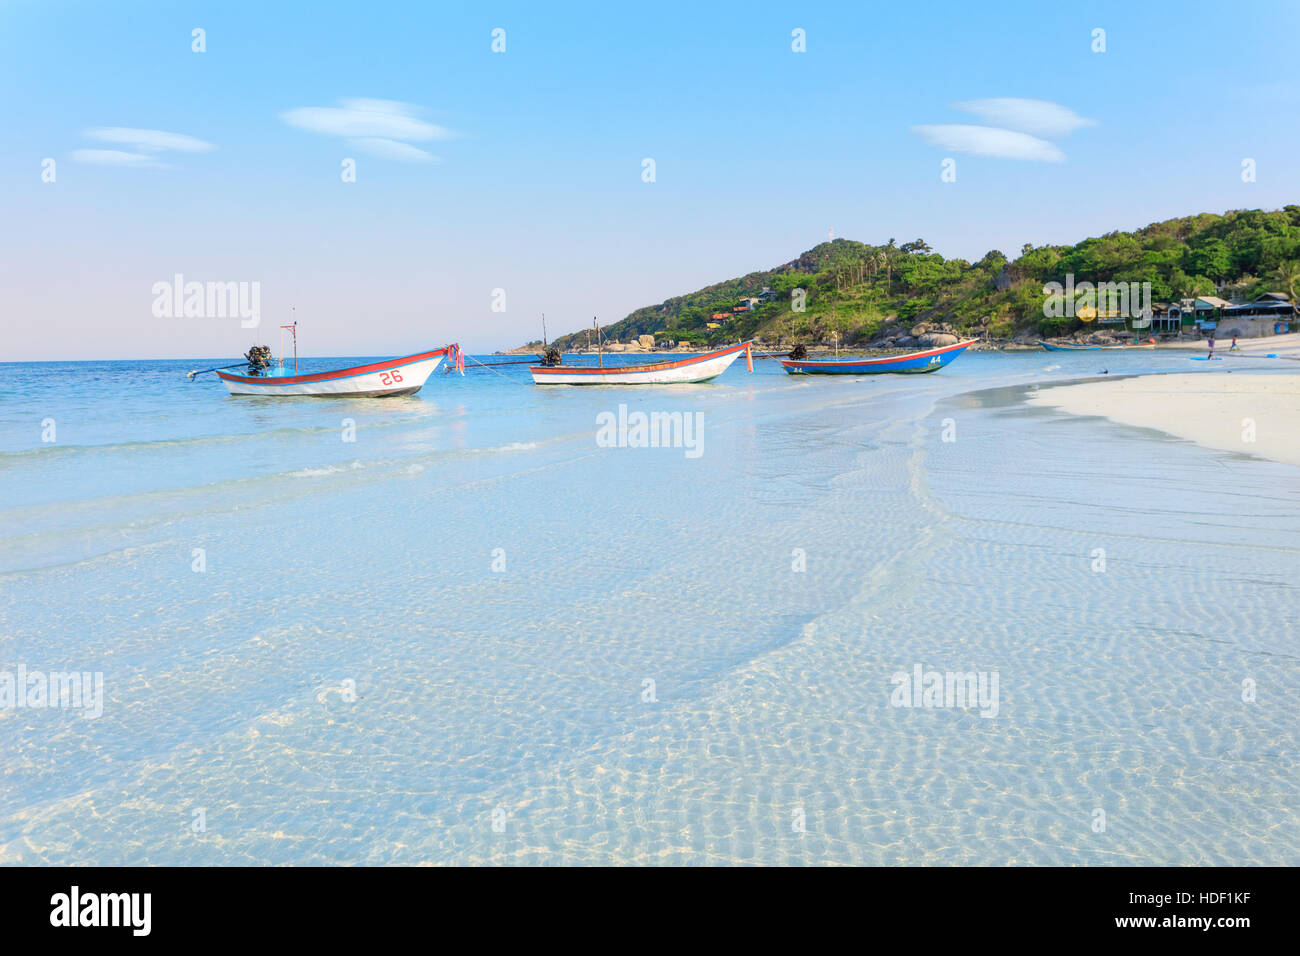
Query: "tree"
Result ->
[[1270, 260, 1300, 301], [1189, 239, 1232, 280], [878, 249, 895, 295]]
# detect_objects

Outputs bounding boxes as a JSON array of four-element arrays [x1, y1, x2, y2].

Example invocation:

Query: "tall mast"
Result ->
[[280, 315, 298, 372]]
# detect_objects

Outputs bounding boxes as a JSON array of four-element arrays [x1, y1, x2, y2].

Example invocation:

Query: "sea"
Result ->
[[1, 349, 1296, 865]]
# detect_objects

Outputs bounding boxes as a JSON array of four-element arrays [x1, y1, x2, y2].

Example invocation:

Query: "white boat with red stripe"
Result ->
[[191, 324, 465, 397], [530, 341, 754, 385], [215, 347, 456, 396]]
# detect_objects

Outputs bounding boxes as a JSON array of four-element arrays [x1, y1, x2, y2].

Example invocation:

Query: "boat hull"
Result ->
[[781, 340, 975, 375], [530, 342, 750, 385], [215, 349, 447, 397]]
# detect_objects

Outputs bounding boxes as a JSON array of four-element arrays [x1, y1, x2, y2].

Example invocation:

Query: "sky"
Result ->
[[3, 0, 1298, 360]]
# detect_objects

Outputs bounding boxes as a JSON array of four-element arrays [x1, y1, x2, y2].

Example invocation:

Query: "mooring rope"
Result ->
[[460, 353, 535, 386]]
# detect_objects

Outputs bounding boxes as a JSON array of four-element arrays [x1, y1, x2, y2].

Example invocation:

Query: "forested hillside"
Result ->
[[548, 207, 1300, 349]]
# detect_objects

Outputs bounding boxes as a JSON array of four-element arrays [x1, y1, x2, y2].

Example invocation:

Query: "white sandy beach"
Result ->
[[1029, 370, 1300, 466], [1157, 330, 1300, 356]]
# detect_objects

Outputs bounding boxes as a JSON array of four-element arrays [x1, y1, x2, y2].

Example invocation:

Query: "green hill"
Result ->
[[547, 207, 1300, 349]]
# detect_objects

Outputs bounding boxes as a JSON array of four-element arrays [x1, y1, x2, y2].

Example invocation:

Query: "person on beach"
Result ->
[[1207, 332, 1216, 358], [1231, 334, 1239, 350]]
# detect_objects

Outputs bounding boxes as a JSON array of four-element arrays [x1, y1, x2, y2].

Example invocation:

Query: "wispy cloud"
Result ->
[[911, 124, 1065, 162], [950, 98, 1095, 138], [911, 98, 1094, 162], [350, 138, 440, 163], [70, 149, 170, 168], [280, 98, 454, 162], [70, 128, 216, 168], [85, 127, 217, 153]]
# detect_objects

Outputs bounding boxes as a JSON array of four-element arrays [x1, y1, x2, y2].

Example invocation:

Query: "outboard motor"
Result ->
[[244, 344, 272, 376], [539, 346, 562, 367], [788, 344, 808, 360]]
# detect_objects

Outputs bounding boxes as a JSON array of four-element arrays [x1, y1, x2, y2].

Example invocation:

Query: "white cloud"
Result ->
[[349, 138, 439, 163], [85, 127, 216, 153], [70, 149, 170, 168], [910, 124, 1065, 162], [950, 99, 1095, 138], [280, 99, 454, 144]]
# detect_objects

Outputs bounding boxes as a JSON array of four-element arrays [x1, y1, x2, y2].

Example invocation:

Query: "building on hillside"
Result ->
[[1149, 302, 1179, 334], [1220, 293, 1295, 337], [1151, 292, 1294, 338], [757, 287, 777, 302], [1188, 295, 1232, 334], [710, 312, 730, 322]]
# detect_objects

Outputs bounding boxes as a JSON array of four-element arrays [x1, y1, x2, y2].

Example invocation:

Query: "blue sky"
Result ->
[[3, 0, 1298, 359]]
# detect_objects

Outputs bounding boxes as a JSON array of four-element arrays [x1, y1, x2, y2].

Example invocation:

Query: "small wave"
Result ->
[[290, 461, 366, 478]]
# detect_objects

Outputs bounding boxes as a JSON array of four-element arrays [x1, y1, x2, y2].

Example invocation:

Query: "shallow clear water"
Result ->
[[1, 350, 1296, 864]]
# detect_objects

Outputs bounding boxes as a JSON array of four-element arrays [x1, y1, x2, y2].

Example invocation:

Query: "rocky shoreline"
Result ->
[[501, 319, 1153, 356]]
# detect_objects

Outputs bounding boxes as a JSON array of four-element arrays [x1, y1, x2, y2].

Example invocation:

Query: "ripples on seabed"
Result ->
[[0, 354, 1296, 865]]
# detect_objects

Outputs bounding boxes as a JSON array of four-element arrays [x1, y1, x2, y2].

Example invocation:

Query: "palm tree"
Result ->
[[879, 248, 896, 295], [1270, 260, 1300, 302]]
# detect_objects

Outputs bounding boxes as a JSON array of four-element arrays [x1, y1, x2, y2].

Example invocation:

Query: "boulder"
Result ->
[[919, 332, 959, 347], [895, 335, 918, 348], [910, 322, 931, 337]]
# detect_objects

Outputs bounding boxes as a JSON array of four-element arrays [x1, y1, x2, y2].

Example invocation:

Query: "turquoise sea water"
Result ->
[[1, 350, 1296, 865]]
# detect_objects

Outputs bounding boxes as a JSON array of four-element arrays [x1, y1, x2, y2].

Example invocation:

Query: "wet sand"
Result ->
[[1029, 371, 1300, 466]]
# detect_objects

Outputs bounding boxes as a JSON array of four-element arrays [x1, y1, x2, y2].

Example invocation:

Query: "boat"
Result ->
[[1038, 341, 1126, 352], [190, 323, 463, 397], [780, 339, 975, 375], [530, 341, 753, 385], [214, 347, 456, 396]]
